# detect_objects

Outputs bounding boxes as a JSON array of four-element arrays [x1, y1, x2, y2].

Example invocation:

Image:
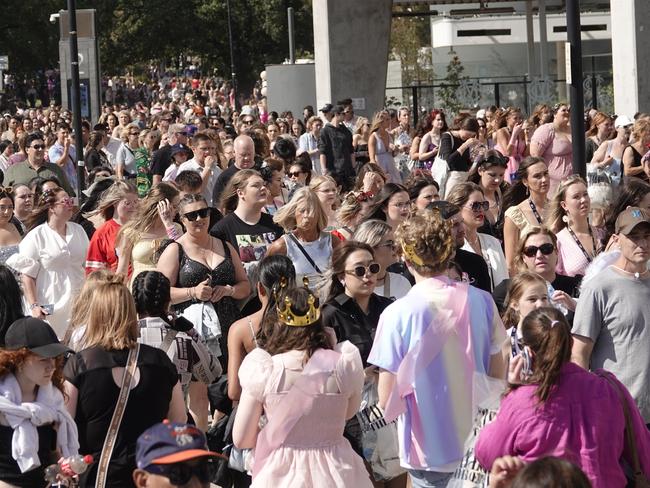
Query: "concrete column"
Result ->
[[313, 0, 393, 117], [525, 0, 536, 78], [538, 0, 549, 78], [611, 0, 650, 115]]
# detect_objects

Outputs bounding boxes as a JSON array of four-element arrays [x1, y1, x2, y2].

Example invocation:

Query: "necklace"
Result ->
[[528, 198, 543, 224], [611, 265, 650, 280], [566, 225, 597, 263]]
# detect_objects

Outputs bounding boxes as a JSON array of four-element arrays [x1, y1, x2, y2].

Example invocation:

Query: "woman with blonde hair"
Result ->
[[116, 182, 181, 285], [267, 187, 340, 289], [85, 181, 138, 275], [623, 117, 650, 181], [309, 175, 339, 230], [112, 110, 131, 139], [352, 116, 371, 169], [368, 111, 401, 183], [115, 122, 141, 180], [545, 176, 601, 277], [64, 278, 185, 487], [332, 190, 374, 241]]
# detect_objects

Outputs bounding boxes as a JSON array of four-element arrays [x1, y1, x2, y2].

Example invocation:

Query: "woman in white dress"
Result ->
[[7, 187, 89, 338]]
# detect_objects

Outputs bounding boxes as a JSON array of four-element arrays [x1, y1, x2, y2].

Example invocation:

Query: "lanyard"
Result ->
[[566, 225, 597, 263], [528, 198, 543, 224]]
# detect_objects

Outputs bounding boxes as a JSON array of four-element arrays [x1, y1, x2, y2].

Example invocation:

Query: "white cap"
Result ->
[[614, 115, 633, 129]]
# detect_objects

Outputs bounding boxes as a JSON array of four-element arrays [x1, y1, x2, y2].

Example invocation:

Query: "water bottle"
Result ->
[[547, 282, 568, 316]]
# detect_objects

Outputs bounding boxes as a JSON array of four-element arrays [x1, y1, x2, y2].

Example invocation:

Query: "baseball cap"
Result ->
[[136, 420, 223, 469], [614, 115, 633, 129], [319, 103, 333, 114], [615, 207, 650, 235], [4, 318, 72, 358], [170, 143, 189, 157]]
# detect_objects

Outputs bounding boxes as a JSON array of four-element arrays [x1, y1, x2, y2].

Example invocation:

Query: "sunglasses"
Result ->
[[182, 207, 210, 221], [30, 144, 45, 150], [466, 201, 489, 213], [55, 197, 75, 207], [522, 243, 555, 257], [144, 460, 214, 485], [242, 119, 254, 124], [288, 171, 304, 178], [345, 262, 381, 277]]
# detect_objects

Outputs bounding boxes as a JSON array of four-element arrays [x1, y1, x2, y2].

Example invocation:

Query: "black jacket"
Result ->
[[321, 293, 393, 366]]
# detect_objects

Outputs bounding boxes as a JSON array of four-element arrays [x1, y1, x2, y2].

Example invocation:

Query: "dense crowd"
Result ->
[[0, 77, 649, 488]]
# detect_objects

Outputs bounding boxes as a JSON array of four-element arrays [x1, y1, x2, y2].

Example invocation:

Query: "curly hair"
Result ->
[[394, 209, 454, 276], [0, 348, 66, 394]]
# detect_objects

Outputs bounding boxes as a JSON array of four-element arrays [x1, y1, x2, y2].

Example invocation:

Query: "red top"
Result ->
[[85, 219, 121, 275]]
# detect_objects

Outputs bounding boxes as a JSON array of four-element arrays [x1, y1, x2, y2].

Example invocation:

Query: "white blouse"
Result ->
[[461, 233, 509, 291]]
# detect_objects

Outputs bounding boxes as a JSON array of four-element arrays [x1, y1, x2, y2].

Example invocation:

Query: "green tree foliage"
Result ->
[[2, 0, 314, 93], [438, 55, 466, 116], [390, 7, 433, 86]]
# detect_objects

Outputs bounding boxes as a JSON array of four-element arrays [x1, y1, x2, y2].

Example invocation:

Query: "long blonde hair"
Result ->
[[83, 279, 138, 350], [117, 182, 178, 245], [84, 180, 137, 221], [273, 187, 328, 232], [545, 176, 588, 233], [369, 110, 388, 134]]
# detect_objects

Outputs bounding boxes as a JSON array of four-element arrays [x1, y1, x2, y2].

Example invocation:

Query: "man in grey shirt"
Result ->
[[572, 207, 650, 422]]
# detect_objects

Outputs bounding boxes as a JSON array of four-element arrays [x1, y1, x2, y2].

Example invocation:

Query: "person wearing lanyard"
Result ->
[[546, 176, 602, 277], [115, 123, 141, 180]]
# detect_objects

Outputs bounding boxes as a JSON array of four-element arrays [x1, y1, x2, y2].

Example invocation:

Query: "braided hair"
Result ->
[[132, 271, 171, 320]]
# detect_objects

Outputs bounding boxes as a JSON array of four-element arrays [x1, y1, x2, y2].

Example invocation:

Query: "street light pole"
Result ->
[[67, 0, 85, 199], [226, 0, 237, 110], [566, 0, 586, 178]]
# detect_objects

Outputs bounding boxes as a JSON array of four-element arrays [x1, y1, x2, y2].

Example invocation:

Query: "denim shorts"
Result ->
[[408, 469, 453, 488]]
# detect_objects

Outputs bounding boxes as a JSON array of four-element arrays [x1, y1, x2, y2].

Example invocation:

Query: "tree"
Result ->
[[390, 7, 433, 86], [437, 55, 466, 116]]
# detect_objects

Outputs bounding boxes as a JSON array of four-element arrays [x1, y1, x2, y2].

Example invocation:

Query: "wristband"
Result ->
[[30, 303, 40, 310], [166, 225, 181, 241]]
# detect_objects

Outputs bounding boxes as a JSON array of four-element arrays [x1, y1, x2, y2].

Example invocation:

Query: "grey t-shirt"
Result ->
[[573, 266, 650, 421]]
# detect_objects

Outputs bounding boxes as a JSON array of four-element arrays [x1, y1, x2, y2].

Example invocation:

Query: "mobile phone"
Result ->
[[520, 346, 533, 379], [42, 304, 54, 316]]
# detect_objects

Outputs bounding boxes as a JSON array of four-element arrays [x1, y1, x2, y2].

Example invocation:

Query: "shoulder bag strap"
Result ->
[[287, 233, 322, 274], [597, 371, 644, 479], [95, 344, 140, 488]]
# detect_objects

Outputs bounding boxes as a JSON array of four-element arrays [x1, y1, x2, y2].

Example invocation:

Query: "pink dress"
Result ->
[[238, 342, 372, 487], [530, 123, 573, 194], [495, 135, 526, 183]]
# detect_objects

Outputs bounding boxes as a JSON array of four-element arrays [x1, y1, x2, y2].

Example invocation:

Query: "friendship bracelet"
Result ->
[[166, 225, 181, 241]]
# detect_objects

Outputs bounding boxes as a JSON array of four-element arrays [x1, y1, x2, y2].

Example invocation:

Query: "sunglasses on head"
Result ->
[[522, 243, 554, 257], [144, 459, 214, 485], [182, 207, 210, 221], [345, 262, 381, 277], [466, 201, 489, 213]]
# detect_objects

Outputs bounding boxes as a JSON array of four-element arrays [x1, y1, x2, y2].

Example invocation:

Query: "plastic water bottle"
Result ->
[[547, 282, 568, 315]]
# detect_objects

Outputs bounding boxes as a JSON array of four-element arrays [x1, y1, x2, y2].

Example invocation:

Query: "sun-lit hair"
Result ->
[[394, 209, 454, 276], [273, 187, 328, 233], [545, 175, 588, 233], [512, 226, 558, 273], [83, 279, 138, 350], [84, 180, 137, 221], [0, 348, 66, 394], [502, 271, 548, 330], [117, 182, 178, 245], [219, 169, 263, 214], [336, 190, 372, 227]]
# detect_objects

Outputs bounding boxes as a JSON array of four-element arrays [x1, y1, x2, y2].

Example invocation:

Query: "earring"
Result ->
[[525, 186, 529, 196]]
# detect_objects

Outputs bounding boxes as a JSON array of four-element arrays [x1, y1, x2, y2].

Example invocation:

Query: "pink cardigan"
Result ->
[[475, 363, 650, 488]]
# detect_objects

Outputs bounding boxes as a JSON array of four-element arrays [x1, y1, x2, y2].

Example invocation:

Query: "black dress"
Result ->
[[174, 239, 241, 372], [0, 423, 56, 487]]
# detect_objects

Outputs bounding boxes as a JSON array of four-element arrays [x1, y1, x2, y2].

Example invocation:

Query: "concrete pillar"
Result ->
[[313, 0, 393, 117], [611, 0, 650, 115], [538, 0, 549, 78], [525, 0, 536, 78]]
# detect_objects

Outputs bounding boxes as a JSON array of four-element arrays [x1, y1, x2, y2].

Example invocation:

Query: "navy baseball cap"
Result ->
[[136, 420, 223, 468]]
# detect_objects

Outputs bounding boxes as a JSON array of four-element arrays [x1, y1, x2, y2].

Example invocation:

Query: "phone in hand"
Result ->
[[42, 304, 54, 316], [520, 346, 533, 378]]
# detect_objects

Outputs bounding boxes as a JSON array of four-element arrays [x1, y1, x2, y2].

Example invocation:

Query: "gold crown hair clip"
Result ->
[[400, 241, 426, 267], [276, 293, 321, 327]]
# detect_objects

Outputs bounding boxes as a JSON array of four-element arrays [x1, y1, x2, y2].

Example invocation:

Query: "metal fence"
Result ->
[[386, 73, 614, 122]]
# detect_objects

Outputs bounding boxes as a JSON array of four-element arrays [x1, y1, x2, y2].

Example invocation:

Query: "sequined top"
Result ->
[[173, 240, 240, 331], [0, 244, 19, 265]]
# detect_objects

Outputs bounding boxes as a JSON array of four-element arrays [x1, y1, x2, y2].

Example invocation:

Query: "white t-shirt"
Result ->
[[177, 157, 222, 206]]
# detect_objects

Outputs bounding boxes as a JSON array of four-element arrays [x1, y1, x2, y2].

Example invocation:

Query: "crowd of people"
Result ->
[[0, 80, 650, 488]]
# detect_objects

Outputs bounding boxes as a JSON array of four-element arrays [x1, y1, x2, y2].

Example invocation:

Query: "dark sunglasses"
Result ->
[[30, 144, 45, 150], [287, 171, 304, 178], [144, 460, 214, 485], [345, 262, 381, 277], [182, 207, 210, 221], [522, 243, 555, 257], [466, 201, 489, 213]]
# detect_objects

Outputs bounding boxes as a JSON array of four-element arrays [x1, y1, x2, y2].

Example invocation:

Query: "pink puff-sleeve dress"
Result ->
[[239, 341, 372, 487], [530, 123, 573, 194]]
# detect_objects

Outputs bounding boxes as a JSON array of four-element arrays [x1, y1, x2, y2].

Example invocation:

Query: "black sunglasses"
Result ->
[[182, 207, 210, 221], [144, 460, 214, 485], [345, 262, 381, 277], [466, 201, 489, 213], [522, 243, 554, 257], [287, 171, 304, 178], [30, 144, 45, 150]]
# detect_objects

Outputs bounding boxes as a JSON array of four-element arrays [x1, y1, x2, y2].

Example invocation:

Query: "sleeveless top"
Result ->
[[284, 232, 332, 288], [172, 239, 241, 331], [0, 424, 56, 487]]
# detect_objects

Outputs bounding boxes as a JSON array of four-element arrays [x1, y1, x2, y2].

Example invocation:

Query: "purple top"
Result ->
[[475, 363, 650, 488]]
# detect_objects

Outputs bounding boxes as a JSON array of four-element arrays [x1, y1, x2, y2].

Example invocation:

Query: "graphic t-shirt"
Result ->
[[134, 147, 152, 197], [209, 212, 283, 272]]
